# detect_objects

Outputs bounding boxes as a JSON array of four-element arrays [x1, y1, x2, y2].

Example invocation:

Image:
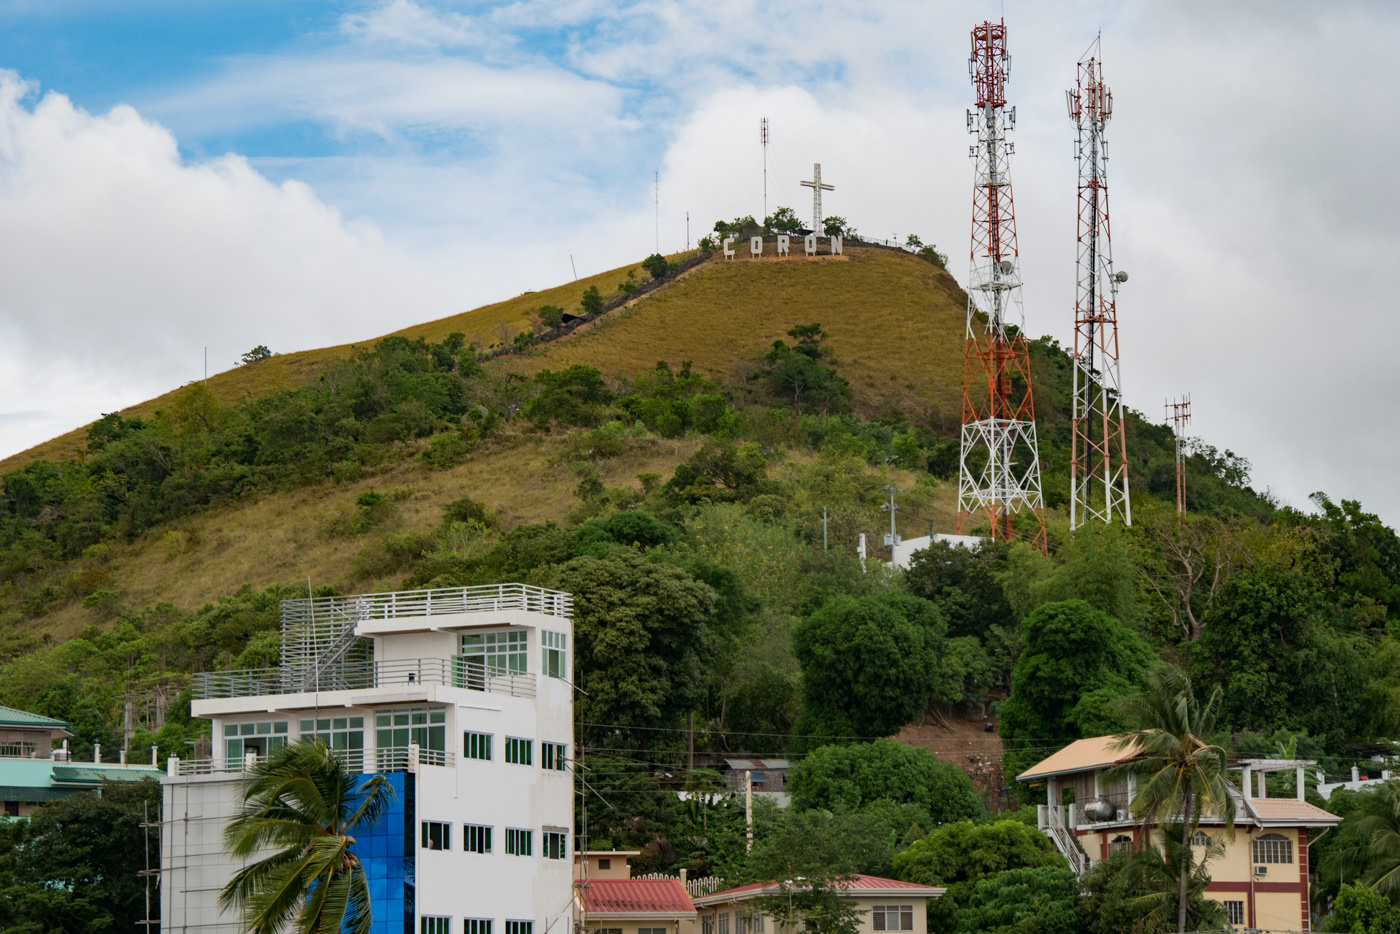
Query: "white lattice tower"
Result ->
[[957, 20, 1046, 550], [1068, 37, 1132, 530]]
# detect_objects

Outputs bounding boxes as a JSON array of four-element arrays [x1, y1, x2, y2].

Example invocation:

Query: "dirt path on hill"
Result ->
[[895, 704, 1014, 812]]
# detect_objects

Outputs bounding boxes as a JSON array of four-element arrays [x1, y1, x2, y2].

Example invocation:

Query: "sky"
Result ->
[[0, 0, 1397, 526]]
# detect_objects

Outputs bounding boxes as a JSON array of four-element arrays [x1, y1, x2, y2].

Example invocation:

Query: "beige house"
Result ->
[[1019, 735, 1341, 931], [575, 851, 698, 934], [692, 875, 945, 934]]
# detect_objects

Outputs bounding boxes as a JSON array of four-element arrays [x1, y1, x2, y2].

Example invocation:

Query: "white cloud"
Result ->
[[340, 0, 489, 50]]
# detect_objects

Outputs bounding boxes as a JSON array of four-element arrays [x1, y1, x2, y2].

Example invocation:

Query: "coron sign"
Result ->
[[722, 233, 843, 259]]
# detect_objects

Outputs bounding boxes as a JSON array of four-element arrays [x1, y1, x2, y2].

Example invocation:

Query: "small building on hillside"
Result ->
[[692, 876, 945, 934], [0, 704, 161, 816], [574, 849, 698, 934], [1018, 735, 1341, 932], [720, 759, 790, 795], [576, 849, 643, 881]]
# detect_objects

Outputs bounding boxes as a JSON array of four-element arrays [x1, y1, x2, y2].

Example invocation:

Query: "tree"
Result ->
[[1327, 883, 1400, 933], [765, 206, 802, 233], [0, 779, 160, 933], [788, 740, 982, 824], [241, 345, 273, 364], [221, 740, 395, 934], [1078, 842, 1226, 934], [793, 593, 949, 739], [762, 324, 851, 414], [642, 253, 674, 280], [823, 216, 851, 237], [952, 866, 1084, 934], [1335, 780, 1400, 901], [580, 285, 605, 316], [1107, 668, 1236, 934], [999, 600, 1154, 780], [756, 876, 865, 934]]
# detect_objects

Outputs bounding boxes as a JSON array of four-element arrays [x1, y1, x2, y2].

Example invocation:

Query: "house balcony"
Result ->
[[167, 744, 454, 778], [192, 656, 536, 701]]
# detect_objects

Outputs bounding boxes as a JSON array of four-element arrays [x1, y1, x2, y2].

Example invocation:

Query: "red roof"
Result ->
[[695, 875, 945, 905], [577, 878, 697, 915]]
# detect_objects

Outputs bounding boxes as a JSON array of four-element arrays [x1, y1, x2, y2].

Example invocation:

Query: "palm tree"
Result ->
[[1347, 780, 1400, 898], [1107, 667, 1236, 934], [220, 739, 395, 934]]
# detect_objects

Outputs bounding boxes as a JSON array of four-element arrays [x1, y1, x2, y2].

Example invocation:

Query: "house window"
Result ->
[[461, 630, 528, 675], [1223, 900, 1245, 925], [542, 741, 568, 771], [299, 716, 365, 766], [465, 920, 492, 934], [464, 731, 492, 761], [423, 918, 450, 934], [506, 737, 533, 766], [599, 858, 612, 871], [592, 929, 623, 934], [753, 914, 765, 933], [702, 919, 714, 934], [719, 913, 730, 934], [421, 821, 451, 851], [1108, 834, 1133, 856], [1190, 831, 1211, 847], [506, 921, 533, 934], [639, 929, 667, 934], [738, 916, 750, 934], [1254, 833, 1293, 864], [542, 631, 567, 678], [376, 707, 446, 768], [543, 829, 568, 860], [224, 720, 289, 765], [464, 823, 492, 854], [506, 828, 533, 856], [872, 906, 913, 931]]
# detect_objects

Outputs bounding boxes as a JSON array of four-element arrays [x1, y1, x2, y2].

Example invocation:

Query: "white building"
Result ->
[[161, 583, 576, 934]]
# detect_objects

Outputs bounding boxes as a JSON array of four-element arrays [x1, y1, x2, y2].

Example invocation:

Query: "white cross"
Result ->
[[799, 163, 834, 233]]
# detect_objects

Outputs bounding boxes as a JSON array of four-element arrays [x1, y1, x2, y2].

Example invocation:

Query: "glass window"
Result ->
[[1223, 900, 1245, 925], [506, 828, 533, 856], [506, 923, 532, 934], [542, 631, 567, 678], [871, 906, 913, 932], [465, 921, 492, 934], [543, 829, 567, 860], [639, 929, 667, 934], [421, 821, 450, 851], [423, 919, 450, 934], [702, 918, 714, 934], [464, 731, 492, 761], [1190, 830, 1210, 847], [223, 720, 289, 765], [1108, 834, 1133, 856], [461, 630, 528, 675], [719, 913, 730, 934], [505, 737, 533, 766], [299, 716, 365, 767], [754, 915, 765, 933], [541, 742, 567, 771], [1254, 833, 1293, 864], [464, 823, 492, 854], [376, 707, 446, 769]]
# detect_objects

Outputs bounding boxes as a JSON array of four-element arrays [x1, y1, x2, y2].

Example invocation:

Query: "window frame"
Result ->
[[421, 820, 451, 851], [505, 921, 533, 934], [464, 731, 492, 761], [505, 736, 533, 766], [465, 920, 493, 934], [543, 829, 568, 860], [422, 918, 451, 934], [542, 630, 567, 678], [505, 827, 533, 856], [464, 823, 492, 854], [871, 905, 914, 932], [1253, 832, 1293, 864], [541, 741, 568, 772], [1223, 900, 1245, 925]]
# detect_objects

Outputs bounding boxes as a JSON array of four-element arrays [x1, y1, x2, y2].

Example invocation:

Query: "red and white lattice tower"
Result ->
[[957, 20, 1046, 549], [1165, 395, 1192, 516], [1068, 39, 1131, 530]]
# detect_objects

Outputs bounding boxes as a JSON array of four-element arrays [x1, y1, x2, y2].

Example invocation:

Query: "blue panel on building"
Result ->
[[351, 771, 415, 934]]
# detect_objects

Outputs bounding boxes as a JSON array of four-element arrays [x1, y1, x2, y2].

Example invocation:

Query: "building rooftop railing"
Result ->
[[281, 583, 572, 632], [171, 745, 454, 777], [192, 656, 538, 701]]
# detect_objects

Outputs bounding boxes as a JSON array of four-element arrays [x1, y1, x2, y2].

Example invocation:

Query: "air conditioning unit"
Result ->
[[1255, 865, 1268, 876]]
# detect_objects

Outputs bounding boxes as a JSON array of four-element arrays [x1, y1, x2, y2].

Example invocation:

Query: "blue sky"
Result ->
[[1, 0, 1399, 526]]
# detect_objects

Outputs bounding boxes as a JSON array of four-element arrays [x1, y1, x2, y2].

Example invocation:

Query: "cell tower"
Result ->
[[1068, 37, 1132, 530], [957, 20, 1046, 550], [1165, 395, 1191, 515]]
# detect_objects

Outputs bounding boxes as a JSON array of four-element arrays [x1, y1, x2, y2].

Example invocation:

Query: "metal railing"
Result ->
[[1040, 804, 1092, 875], [281, 583, 572, 635], [174, 745, 455, 777], [193, 656, 538, 700]]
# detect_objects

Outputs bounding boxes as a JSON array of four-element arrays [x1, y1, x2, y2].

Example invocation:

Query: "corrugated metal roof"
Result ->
[[1246, 798, 1341, 825], [722, 759, 790, 771], [0, 705, 68, 730], [1017, 736, 1145, 781], [577, 878, 696, 914], [694, 875, 945, 905]]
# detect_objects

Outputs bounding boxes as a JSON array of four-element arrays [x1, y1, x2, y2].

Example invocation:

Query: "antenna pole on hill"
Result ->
[[1166, 395, 1192, 516], [956, 19, 1047, 551], [761, 116, 770, 222], [1068, 35, 1132, 531], [654, 170, 660, 253]]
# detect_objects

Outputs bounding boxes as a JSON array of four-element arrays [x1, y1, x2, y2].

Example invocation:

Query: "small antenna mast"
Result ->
[[761, 116, 770, 221], [654, 170, 659, 253]]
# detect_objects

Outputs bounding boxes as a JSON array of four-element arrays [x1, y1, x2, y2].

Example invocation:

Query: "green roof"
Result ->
[[50, 765, 162, 785], [0, 705, 67, 730]]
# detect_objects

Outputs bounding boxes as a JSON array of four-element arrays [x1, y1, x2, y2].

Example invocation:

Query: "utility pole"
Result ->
[[1165, 395, 1192, 515], [761, 117, 769, 222]]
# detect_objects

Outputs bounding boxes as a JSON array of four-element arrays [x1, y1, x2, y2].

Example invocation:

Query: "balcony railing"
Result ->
[[172, 745, 455, 777], [193, 657, 538, 700], [281, 583, 572, 631]]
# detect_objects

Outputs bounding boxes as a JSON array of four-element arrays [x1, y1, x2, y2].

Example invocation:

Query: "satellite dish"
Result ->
[[998, 260, 1015, 275], [1114, 271, 1129, 283]]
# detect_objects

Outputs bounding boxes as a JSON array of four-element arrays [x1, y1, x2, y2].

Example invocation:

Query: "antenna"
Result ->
[[957, 19, 1047, 551], [654, 170, 659, 253], [1165, 394, 1192, 515], [761, 116, 769, 222], [1068, 34, 1131, 530]]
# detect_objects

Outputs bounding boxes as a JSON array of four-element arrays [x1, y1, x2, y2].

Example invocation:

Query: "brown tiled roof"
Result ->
[[1245, 798, 1341, 825], [577, 879, 696, 915], [1017, 736, 1145, 781]]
